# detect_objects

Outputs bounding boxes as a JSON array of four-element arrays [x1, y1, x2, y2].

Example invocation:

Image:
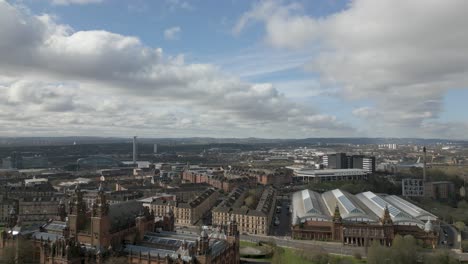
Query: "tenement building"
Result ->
[[212, 186, 276, 235], [225, 167, 293, 186], [18, 195, 65, 224], [146, 188, 220, 226], [182, 168, 255, 192], [0, 194, 16, 224], [291, 189, 438, 248], [0, 182, 64, 225]]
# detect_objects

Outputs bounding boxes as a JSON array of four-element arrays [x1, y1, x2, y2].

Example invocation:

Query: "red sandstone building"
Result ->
[[291, 189, 438, 248], [0, 184, 240, 264], [182, 166, 292, 191]]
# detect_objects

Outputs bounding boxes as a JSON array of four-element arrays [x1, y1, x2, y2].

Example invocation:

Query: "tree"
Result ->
[[270, 245, 285, 264], [390, 235, 419, 264], [0, 237, 35, 264], [353, 251, 362, 260], [104, 256, 128, 264], [457, 200, 468, 209], [454, 221, 466, 231], [367, 241, 391, 264], [244, 195, 257, 209], [424, 251, 459, 264], [310, 253, 330, 264], [461, 240, 468, 252], [368, 235, 422, 264]]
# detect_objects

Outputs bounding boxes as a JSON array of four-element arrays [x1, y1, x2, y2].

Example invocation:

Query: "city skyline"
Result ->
[[1, 0, 468, 139]]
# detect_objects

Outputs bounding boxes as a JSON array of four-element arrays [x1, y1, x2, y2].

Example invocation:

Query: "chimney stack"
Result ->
[[423, 146, 427, 182], [133, 136, 138, 165]]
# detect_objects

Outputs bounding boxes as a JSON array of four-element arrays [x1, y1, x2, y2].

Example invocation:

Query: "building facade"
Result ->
[[291, 189, 438, 248], [293, 168, 369, 183], [1, 198, 238, 264], [147, 188, 220, 226], [182, 168, 255, 192], [225, 167, 293, 186], [213, 186, 276, 235], [323, 153, 376, 173]]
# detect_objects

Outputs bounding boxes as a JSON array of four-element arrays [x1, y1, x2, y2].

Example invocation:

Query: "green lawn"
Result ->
[[278, 247, 365, 264], [240, 240, 258, 247], [413, 198, 468, 223], [240, 240, 366, 264]]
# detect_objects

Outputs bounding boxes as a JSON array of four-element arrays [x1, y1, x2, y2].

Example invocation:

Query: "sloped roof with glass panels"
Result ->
[[322, 189, 379, 223], [355, 191, 425, 227], [291, 189, 436, 228], [43, 221, 67, 234], [292, 189, 330, 225], [381, 194, 437, 222]]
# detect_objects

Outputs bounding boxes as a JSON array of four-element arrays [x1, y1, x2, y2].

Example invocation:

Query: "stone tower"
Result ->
[[227, 215, 240, 264], [163, 207, 175, 232], [381, 205, 394, 246], [68, 184, 87, 236], [227, 214, 238, 237], [91, 183, 111, 247], [196, 229, 212, 263], [57, 199, 67, 221], [332, 204, 343, 241], [7, 207, 18, 229], [136, 207, 153, 242], [381, 205, 393, 225]]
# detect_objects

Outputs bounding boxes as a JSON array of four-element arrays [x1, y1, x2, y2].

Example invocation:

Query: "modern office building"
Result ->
[[323, 153, 376, 173], [293, 168, 369, 183], [352, 155, 376, 173], [402, 178, 425, 197], [326, 153, 348, 169]]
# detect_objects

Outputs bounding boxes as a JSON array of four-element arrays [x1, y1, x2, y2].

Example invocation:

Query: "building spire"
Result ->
[[333, 203, 342, 223], [381, 204, 393, 225]]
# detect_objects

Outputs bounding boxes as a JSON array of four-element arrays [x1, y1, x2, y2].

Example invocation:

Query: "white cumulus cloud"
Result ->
[[0, 1, 350, 138], [164, 26, 181, 40], [236, 0, 468, 139]]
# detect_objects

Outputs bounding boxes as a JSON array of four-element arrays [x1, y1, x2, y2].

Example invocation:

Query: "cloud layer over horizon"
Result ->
[[0, 0, 467, 139], [0, 1, 351, 138]]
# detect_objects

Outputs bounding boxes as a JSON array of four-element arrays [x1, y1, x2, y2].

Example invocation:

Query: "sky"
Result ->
[[0, 0, 467, 139]]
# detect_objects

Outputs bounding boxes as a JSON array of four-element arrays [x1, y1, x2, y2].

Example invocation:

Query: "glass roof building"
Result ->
[[292, 188, 437, 228]]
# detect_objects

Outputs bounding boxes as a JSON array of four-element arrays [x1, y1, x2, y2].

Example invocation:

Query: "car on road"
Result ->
[[276, 206, 281, 213], [274, 217, 280, 226]]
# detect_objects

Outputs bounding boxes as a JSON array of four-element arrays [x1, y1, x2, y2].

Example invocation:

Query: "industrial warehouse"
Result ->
[[291, 189, 438, 247]]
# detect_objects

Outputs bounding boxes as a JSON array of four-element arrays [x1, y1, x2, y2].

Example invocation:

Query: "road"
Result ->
[[240, 234, 365, 256], [270, 196, 291, 236], [439, 223, 457, 249]]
